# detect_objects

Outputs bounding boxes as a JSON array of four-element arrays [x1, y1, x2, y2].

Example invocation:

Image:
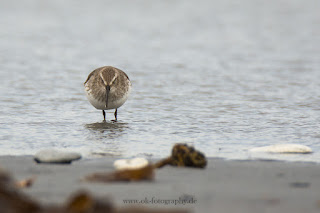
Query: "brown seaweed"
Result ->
[[0, 168, 41, 213], [15, 176, 37, 189], [65, 191, 189, 213], [0, 167, 189, 213], [154, 144, 207, 169]]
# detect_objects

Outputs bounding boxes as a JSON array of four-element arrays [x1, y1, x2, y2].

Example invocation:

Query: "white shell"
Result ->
[[249, 144, 312, 154], [113, 157, 149, 170]]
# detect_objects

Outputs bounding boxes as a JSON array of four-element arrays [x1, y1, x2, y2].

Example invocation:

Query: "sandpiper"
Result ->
[[84, 66, 131, 121]]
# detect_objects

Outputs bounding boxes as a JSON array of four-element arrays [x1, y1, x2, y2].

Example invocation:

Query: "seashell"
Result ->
[[249, 144, 312, 154], [113, 158, 149, 170]]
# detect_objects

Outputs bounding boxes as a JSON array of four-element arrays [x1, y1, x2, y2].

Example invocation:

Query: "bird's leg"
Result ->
[[102, 110, 106, 121], [112, 109, 118, 122]]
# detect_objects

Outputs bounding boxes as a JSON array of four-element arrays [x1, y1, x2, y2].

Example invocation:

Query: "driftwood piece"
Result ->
[[84, 165, 154, 182]]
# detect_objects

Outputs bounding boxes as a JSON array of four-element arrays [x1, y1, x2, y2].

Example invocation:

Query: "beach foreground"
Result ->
[[0, 156, 320, 213]]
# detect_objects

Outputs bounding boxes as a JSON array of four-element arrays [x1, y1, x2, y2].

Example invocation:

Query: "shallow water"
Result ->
[[0, 0, 319, 162]]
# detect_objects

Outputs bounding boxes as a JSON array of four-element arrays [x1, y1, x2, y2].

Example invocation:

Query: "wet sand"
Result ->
[[1, 156, 320, 213]]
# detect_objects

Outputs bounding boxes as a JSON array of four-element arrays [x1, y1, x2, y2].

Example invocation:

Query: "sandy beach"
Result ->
[[1, 156, 320, 213], [1, 1, 319, 212]]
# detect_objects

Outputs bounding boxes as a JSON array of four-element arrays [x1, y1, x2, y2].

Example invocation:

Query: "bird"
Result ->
[[84, 66, 131, 121]]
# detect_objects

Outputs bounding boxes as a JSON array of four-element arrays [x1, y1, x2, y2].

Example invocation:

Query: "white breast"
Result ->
[[85, 84, 131, 110]]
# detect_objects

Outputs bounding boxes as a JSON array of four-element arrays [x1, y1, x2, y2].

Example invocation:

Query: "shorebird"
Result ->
[[84, 66, 131, 121]]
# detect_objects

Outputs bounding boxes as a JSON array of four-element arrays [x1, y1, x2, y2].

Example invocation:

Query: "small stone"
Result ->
[[289, 182, 310, 188], [34, 149, 82, 164], [113, 158, 149, 170], [249, 144, 312, 154]]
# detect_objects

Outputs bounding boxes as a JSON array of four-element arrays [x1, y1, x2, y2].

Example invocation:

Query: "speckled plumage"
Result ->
[[84, 66, 131, 121]]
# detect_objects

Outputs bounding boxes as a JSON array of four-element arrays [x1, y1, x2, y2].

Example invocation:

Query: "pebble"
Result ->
[[113, 157, 149, 170], [249, 144, 312, 154], [34, 149, 82, 164]]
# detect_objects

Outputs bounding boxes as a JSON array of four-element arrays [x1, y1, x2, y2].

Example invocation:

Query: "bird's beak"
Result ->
[[105, 85, 110, 108]]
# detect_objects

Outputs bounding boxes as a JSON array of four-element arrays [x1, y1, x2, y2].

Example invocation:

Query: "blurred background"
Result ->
[[0, 0, 319, 162]]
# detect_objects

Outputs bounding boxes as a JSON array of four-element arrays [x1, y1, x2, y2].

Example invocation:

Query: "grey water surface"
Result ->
[[0, 0, 319, 162]]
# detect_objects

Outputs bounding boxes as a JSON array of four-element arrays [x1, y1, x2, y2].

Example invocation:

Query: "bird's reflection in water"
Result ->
[[84, 121, 129, 157], [85, 121, 129, 139]]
